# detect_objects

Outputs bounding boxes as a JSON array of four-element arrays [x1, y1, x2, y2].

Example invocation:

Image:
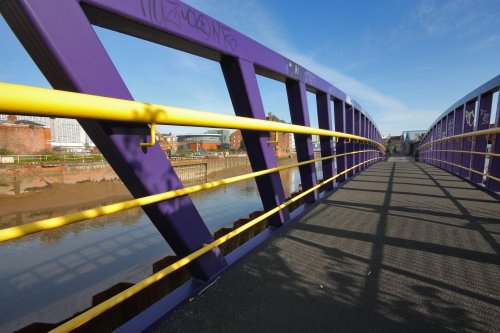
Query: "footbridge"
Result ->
[[0, 1, 498, 332]]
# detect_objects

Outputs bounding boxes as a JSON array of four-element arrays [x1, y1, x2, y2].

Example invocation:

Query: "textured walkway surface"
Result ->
[[153, 160, 500, 333]]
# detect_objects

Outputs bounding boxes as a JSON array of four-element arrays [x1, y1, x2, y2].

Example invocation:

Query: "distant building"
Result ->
[[206, 129, 230, 149], [384, 135, 401, 153], [230, 129, 291, 158], [161, 132, 178, 155], [0, 116, 51, 154], [230, 130, 243, 151], [269, 132, 292, 158], [401, 130, 426, 156], [177, 133, 221, 151], [0, 114, 94, 152]]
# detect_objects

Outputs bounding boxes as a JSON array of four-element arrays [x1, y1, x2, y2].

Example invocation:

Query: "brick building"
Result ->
[[0, 116, 51, 154], [230, 129, 291, 158], [230, 130, 243, 150]]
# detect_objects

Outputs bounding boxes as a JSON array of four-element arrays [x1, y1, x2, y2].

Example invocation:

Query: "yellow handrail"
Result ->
[[0, 82, 385, 150], [421, 149, 500, 158], [419, 127, 500, 149], [140, 123, 156, 147], [49, 156, 383, 333], [0, 150, 381, 242], [424, 158, 500, 182]]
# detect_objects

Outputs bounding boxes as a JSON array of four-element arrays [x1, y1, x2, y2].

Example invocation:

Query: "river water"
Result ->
[[0, 163, 322, 332]]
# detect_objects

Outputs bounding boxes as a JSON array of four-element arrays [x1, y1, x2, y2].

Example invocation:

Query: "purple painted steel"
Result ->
[[353, 109, 361, 173], [452, 107, 464, 175], [220, 57, 289, 226], [345, 105, 354, 177], [316, 92, 336, 190], [460, 101, 476, 179], [0, 0, 226, 280], [445, 112, 455, 171], [286, 80, 318, 203], [82, 0, 378, 128], [471, 93, 492, 184], [488, 96, 500, 192], [334, 99, 347, 182]]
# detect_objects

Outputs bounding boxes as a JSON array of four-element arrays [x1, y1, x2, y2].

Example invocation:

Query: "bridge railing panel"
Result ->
[[0, 0, 385, 331], [419, 74, 500, 194]]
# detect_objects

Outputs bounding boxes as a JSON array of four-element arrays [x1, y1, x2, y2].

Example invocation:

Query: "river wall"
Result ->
[[0, 156, 250, 196]]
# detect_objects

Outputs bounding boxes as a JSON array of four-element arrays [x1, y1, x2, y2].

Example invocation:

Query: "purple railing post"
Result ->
[[345, 105, 354, 177], [286, 81, 318, 203], [334, 99, 347, 182], [353, 109, 360, 173], [221, 58, 289, 226], [365, 117, 374, 167], [0, 0, 227, 280], [487, 95, 500, 192], [445, 114, 454, 171], [437, 119, 444, 169], [361, 114, 366, 169], [460, 101, 476, 179], [470, 93, 492, 184], [429, 125, 436, 165], [452, 106, 464, 175], [316, 93, 335, 190]]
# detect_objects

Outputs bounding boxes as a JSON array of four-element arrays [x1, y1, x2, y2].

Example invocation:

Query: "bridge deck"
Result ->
[[153, 158, 500, 333]]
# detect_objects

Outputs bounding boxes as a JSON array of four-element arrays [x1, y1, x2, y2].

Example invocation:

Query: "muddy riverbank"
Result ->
[[0, 157, 299, 228]]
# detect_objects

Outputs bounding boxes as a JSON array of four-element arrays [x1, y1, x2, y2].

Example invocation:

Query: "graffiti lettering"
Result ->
[[447, 117, 454, 136], [140, 0, 238, 52], [464, 109, 475, 127], [479, 109, 490, 126]]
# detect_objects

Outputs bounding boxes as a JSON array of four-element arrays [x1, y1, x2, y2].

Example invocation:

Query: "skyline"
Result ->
[[0, 0, 499, 137]]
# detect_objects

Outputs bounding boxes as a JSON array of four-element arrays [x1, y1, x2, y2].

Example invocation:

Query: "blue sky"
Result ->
[[1, 0, 499, 136]]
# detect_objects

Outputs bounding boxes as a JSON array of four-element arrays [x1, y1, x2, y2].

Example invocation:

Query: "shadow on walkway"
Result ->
[[154, 161, 500, 333]]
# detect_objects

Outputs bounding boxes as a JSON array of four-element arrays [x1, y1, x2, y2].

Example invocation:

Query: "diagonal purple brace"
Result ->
[[221, 57, 289, 226], [460, 101, 476, 179], [0, 0, 226, 280], [470, 93, 492, 184], [487, 95, 500, 192], [316, 92, 335, 190], [286, 80, 318, 203], [452, 106, 464, 175], [345, 105, 354, 177], [334, 99, 347, 182]]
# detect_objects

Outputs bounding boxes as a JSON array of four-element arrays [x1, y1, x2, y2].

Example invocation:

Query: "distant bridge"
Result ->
[[0, 1, 498, 332]]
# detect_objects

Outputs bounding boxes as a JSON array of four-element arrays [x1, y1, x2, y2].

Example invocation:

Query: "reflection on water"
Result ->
[[0, 163, 322, 331]]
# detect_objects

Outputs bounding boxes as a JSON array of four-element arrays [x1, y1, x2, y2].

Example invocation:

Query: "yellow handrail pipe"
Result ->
[[49, 156, 384, 333], [0, 82, 385, 150], [140, 123, 156, 147]]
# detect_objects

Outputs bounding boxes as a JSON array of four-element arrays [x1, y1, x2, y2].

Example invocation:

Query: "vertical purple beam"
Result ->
[[361, 115, 366, 169], [220, 58, 289, 226], [470, 93, 492, 184], [438, 119, 445, 169], [353, 110, 360, 173], [452, 106, 464, 175], [444, 114, 453, 171], [316, 92, 335, 190], [487, 95, 500, 192], [286, 80, 318, 203], [460, 101, 476, 179], [334, 99, 347, 182], [366, 121, 371, 165], [345, 106, 354, 177], [1, 0, 226, 280]]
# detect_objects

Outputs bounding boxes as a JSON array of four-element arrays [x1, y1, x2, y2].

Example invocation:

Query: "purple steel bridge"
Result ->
[[0, 1, 498, 332]]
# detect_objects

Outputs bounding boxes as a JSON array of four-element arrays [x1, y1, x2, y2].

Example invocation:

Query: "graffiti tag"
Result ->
[[140, 0, 238, 52], [479, 109, 490, 126], [447, 117, 454, 136], [465, 109, 475, 127]]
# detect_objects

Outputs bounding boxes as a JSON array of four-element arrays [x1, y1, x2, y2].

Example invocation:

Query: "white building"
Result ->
[[0, 115, 94, 151]]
